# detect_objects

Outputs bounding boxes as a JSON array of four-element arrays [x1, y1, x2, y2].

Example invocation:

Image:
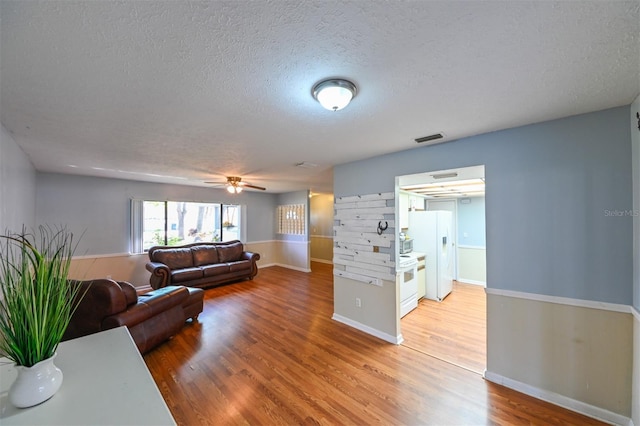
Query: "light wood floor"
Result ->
[[401, 281, 486, 374], [144, 262, 605, 425]]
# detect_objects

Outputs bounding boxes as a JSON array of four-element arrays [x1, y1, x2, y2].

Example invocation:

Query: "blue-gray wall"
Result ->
[[36, 173, 278, 255], [631, 96, 640, 311], [335, 106, 632, 305], [0, 125, 36, 233], [457, 197, 485, 247]]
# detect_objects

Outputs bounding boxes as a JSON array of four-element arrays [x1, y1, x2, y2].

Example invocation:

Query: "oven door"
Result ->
[[398, 259, 418, 317]]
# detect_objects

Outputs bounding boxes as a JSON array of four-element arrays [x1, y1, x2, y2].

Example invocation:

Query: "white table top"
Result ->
[[0, 327, 176, 425]]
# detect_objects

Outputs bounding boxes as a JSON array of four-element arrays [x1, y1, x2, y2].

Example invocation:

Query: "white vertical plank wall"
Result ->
[[333, 192, 396, 286]]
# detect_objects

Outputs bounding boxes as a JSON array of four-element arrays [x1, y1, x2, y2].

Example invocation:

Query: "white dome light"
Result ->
[[312, 79, 357, 111]]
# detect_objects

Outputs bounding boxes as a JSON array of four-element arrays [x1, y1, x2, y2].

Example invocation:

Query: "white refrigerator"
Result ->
[[408, 210, 454, 301]]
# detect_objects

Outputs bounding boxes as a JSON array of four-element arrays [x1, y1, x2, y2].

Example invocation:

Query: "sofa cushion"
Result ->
[[228, 260, 251, 273], [201, 263, 230, 277], [137, 286, 189, 316], [217, 241, 243, 263], [153, 248, 194, 269], [171, 267, 203, 283], [192, 245, 219, 266]]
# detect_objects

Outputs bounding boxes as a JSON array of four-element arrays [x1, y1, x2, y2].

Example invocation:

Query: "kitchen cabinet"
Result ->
[[399, 192, 426, 230], [399, 192, 409, 229], [409, 194, 425, 211]]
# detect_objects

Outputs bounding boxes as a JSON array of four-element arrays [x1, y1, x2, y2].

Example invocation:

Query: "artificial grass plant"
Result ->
[[0, 226, 83, 367]]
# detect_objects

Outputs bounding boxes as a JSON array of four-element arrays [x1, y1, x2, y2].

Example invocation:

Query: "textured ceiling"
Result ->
[[1, 1, 638, 193]]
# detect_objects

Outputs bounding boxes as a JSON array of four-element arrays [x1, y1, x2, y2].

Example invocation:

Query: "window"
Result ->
[[131, 200, 242, 253], [277, 204, 305, 235]]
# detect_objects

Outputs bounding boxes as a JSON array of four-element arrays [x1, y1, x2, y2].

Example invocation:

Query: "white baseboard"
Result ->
[[456, 278, 486, 286], [484, 370, 633, 426], [332, 313, 403, 345], [259, 263, 311, 273], [310, 257, 333, 265]]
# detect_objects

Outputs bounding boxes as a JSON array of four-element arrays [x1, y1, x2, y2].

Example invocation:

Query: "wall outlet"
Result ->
[[355, 297, 362, 308], [373, 246, 379, 253]]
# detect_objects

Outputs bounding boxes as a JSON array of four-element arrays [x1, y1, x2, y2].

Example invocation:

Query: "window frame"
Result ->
[[130, 199, 244, 253]]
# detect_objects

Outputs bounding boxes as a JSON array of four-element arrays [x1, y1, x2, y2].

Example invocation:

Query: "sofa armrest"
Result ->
[[63, 279, 129, 341], [146, 261, 171, 289], [116, 281, 139, 306], [102, 286, 188, 330], [241, 251, 260, 262], [242, 251, 260, 279]]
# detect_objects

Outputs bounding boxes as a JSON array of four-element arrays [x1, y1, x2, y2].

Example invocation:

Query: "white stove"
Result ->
[[398, 254, 418, 269], [398, 254, 418, 317]]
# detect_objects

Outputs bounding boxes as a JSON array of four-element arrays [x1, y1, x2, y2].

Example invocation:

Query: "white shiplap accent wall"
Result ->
[[333, 192, 396, 285]]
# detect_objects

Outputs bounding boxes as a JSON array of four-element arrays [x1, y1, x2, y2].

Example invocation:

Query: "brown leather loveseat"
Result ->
[[146, 240, 260, 289], [62, 279, 203, 354]]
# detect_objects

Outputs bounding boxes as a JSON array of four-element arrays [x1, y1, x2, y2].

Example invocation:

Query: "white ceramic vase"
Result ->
[[9, 353, 63, 408]]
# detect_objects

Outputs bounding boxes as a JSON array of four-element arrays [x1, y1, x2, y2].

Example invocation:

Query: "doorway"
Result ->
[[397, 165, 487, 374]]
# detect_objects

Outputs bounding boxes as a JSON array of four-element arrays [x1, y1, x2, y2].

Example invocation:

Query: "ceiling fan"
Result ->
[[205, 176, 266, 193]]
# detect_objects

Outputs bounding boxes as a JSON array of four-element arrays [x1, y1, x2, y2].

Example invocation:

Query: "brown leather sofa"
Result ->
[[62, 279, 204, 354], [146, 240, 260, 289]]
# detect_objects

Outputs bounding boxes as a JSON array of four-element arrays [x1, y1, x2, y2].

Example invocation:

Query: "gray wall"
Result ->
[[36, 173, 278, 256], [632, 95, 640, 311], [335, 106, 632, 305], [0, 125, 36, 233], [457, 196, 485, 247]]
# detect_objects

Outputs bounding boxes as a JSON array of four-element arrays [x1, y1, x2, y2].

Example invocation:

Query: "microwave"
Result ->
[[399, 238, 413, 254]]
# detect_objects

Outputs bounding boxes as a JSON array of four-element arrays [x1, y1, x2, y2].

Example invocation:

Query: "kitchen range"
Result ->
[[398, 232, 426, 318], [398, 252, 418, 318]]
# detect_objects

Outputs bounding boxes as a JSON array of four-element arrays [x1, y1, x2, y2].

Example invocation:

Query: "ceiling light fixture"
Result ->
[[227, 184, 243, 194], [312, 79, 357, 111], [226, 177, 243, 194]]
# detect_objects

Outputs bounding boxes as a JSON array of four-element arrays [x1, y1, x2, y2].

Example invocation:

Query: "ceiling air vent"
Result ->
[[415, 133, 444, 143]]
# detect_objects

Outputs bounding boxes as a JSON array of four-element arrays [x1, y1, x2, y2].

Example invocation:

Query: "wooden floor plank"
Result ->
[[401, 280, 487, 373], [144, 262, 605, 425]]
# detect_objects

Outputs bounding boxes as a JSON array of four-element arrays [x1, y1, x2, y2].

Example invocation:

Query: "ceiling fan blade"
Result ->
[[241, 183, 266, 191], [204, 176, 266, 191]]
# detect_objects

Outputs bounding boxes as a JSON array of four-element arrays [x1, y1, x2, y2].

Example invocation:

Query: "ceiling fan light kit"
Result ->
[[227, 185, 242, 194], [312, 78, 357, 111], [205, 176, 266, 193]]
